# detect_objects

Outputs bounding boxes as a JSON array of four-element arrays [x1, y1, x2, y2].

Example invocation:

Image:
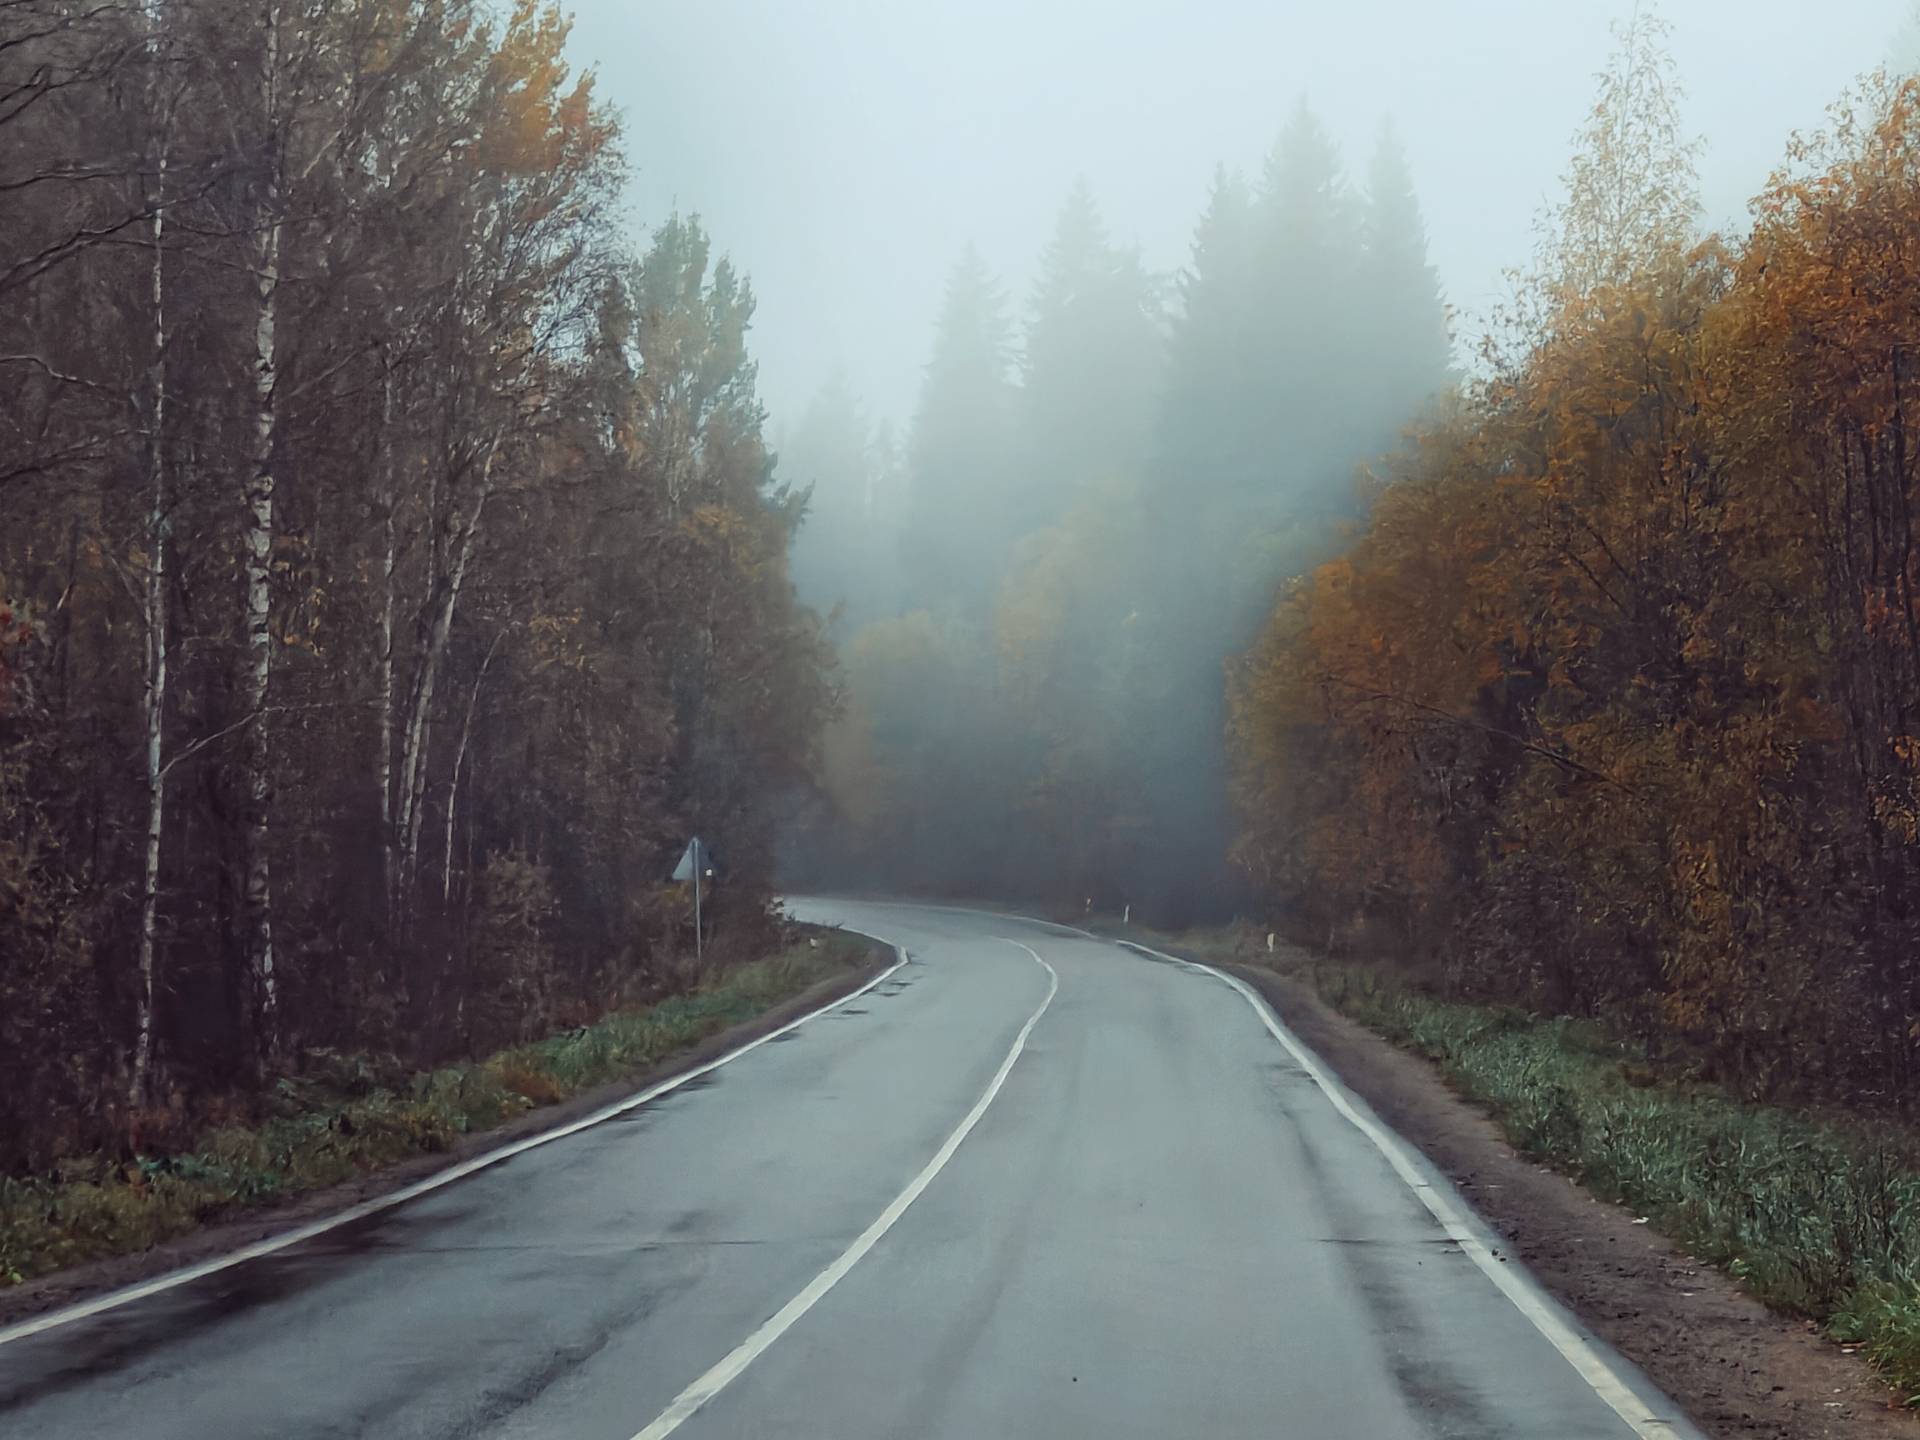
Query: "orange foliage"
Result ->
[[1232, 77, 1920, 1100]]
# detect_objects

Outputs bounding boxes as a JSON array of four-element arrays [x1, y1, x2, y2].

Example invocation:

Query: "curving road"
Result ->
[[0, 899, 1701, 1439]]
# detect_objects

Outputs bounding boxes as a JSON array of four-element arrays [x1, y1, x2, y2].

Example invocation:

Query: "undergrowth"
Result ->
[[0, 935, 868, 1288]]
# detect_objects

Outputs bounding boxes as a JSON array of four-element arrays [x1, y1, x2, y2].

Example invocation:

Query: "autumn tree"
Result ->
[[1229, 28, 1920, 1103], [0, 0, 833, 1165]]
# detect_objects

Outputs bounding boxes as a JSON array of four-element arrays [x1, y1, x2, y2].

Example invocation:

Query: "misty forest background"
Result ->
[[8, 0, 1920, 1176]]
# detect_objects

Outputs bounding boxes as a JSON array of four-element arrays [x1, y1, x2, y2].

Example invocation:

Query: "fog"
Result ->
[[572, 0, 1906, 424], [564, 0, 1916, 922]]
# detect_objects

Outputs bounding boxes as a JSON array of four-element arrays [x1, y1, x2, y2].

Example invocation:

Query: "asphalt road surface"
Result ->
[[0, 899, 1702, 1439]]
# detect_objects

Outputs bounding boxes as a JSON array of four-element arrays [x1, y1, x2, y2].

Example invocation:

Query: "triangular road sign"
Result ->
[[671, 837, 704, 882]]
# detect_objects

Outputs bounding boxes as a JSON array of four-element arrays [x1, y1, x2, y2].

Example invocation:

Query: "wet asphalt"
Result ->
[[0, 899, 1697, 1439]]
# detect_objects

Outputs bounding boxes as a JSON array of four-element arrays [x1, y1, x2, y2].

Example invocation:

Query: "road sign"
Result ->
[[672, 837, 709, 962], [672, 837, 706, 882]]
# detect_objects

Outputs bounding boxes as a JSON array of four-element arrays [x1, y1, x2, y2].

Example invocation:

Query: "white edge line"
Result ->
[[0, 936, 909, 1350], [1117, 938, 1695, 1440], [824, 899, 1697, 1440], [626, 938, 1058, 1440]]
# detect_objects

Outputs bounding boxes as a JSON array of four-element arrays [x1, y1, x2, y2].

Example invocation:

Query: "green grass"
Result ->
[[1304, 962, 1920, 1401], [0, 936, 870, 1288]]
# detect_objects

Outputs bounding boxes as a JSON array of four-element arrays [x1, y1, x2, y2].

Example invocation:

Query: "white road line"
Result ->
[[627, 939, 1058, 1440], [1117, 938, 1692, 1440], [0, 943, 909, 1351], [825, 900, 1695, 1439]]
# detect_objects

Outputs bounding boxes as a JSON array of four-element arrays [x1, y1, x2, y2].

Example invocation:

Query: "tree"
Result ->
[[624, 215, 833, 894], [1019, 180, 1164, 526], [0, 0, 833, 1166], [1227, 58, 1920, 1103], [1248, 102, 1364, 493], [785, 369, 891, 630], [1152, 166, 1256, 500], [1537, 4, 1699, 305], [1357, 122, 1452, 446], [901, 244, 1014, 615]]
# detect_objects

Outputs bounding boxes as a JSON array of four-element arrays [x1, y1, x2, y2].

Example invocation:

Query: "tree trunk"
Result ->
[[131, 66, 172, 1107], [240, 0, 283, 1063], [377, 364, 398, 924], [396, 440, 498, 911], [442, 625, 506, 903]]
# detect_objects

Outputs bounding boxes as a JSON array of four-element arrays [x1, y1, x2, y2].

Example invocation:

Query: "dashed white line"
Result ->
[[627, 938, 1057, 1440]]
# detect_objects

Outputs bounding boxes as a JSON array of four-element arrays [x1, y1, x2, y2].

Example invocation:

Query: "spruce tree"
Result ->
[[1250, 101, 1362, 502], [1358, 121, 1452, 449], [1153, 166, 1256, 503], [902, 244, 1014, 614], [786, 369, 886, 630], [1019, 180, 1163, 530]]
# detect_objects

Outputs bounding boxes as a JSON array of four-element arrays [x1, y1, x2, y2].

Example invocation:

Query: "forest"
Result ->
[[10, 0, 1920, 1185], [784, 9, 1920, 1110], [1231, 27, 1920, 1102], [782, 120, 1450, 920], [0, 0, 829, 1170]]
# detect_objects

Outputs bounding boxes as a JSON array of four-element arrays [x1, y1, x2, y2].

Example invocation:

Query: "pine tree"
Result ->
[[1153, 166, 1256, 501], [1018, 180, 1164, 529], [786, 369, 886, 629], [1357, 121, 1452, 448], [902, 244, 1014, 614], [1250, 101, 1363, 500]]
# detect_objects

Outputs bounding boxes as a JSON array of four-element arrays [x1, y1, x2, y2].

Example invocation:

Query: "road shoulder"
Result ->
[[1215, 960, 1914, 1440], [0, 949, 891, 1335]]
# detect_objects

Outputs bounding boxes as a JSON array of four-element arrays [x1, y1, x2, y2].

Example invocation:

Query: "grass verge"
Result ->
[[1304, 961, 1920, 1401], [0, 934, 872, 1289]]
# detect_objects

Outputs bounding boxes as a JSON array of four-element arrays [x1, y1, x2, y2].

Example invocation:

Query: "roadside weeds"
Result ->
[[0, 932, 881, 1310], [1299, 962, 1920, 1401]]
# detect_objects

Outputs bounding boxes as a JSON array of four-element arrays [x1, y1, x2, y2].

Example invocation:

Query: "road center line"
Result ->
[[627, 938, 1058, 1440], [0, 940, 908, 1351]]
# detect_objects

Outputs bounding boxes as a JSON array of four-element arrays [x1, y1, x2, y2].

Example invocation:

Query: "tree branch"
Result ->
[[1317, 672, 1638, 796]]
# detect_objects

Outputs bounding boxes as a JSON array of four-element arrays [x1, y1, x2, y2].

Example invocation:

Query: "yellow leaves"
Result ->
[[477, 1, 614, 181]]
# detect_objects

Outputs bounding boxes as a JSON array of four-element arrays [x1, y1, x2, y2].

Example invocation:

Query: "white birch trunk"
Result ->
[[130, 69, 171, 1107], [442, 626, 505, 903], [395, 441, 499, 906], [241, 0, 283, 1056], [377, 366, 397, 921]]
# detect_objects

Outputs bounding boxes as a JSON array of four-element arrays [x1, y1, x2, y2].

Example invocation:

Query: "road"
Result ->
[[0, 899, 1699, 1439]]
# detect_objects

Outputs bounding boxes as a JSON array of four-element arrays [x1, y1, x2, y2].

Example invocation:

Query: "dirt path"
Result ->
[[1221, 960, 1916, 1439]]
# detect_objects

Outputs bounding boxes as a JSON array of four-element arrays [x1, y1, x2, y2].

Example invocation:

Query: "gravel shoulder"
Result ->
[[1216, 959, 1916, 1439]]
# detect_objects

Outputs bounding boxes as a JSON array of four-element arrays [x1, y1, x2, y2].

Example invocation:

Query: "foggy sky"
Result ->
[[566, 0, 1909, 431]]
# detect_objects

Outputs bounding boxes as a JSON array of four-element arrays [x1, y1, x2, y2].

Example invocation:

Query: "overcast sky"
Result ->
[[564, 0, 1910, 431]]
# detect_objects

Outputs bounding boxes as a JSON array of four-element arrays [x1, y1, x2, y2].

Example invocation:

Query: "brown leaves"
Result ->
[[1230, 65, 1920, 1093]]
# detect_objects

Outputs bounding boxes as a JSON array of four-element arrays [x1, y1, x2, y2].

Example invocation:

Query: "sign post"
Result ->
[[672, 837, 707, 963]]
